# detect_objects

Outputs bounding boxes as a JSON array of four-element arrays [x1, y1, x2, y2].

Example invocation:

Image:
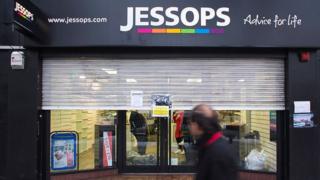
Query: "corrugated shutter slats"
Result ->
[[42, 59, 284, 110]]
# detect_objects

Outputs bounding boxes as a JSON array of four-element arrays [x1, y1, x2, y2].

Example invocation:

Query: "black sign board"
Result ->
[[13, 0, 49, 41], [25, 0, 320, 47]]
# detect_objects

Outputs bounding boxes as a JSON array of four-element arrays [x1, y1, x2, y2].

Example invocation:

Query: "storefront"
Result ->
[[44, 57, 284, 175], [1, 0, 320, 180]]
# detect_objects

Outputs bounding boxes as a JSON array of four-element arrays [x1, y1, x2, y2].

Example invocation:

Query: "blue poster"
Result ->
[[293, 113, 314, 128], [51, 132, 78, 171]]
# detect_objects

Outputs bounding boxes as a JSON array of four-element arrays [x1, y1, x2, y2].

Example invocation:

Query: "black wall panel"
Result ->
[[0, 0, 23, 46], [287, 51, 320, 180], [7, 50, 41, 180], [0, 51, 9, 180]]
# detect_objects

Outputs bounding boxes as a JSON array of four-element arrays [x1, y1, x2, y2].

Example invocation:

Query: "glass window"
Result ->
[[220, 110, 277, 173], [170, 110, 197, 166], [50, 110, 117, 172], [126, 110, 159, 166], [169, 110, 277, 172]]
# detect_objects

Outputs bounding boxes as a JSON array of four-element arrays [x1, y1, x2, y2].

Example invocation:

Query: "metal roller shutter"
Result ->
[[42, 59, 284, 110]]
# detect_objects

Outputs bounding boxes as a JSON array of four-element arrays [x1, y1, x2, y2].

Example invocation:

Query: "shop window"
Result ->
[[170, 111, 197, 166], [50, 110, 117, 172], [220, 110, 277, 172], [126, 110, 159, 166], [170, 110, 277, 172]]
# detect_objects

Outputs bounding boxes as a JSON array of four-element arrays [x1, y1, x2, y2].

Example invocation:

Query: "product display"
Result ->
[[50, 110, 117, 172], [51, 132, 77, 171]]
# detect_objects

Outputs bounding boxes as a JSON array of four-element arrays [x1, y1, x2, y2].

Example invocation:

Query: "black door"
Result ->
[[118, 110, 196, 173]]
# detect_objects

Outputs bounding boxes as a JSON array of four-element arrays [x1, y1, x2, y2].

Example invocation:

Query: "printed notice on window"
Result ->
[[130, 91, 143, 107], [152, 106, 170, 117], [294, 101, 311, 113]]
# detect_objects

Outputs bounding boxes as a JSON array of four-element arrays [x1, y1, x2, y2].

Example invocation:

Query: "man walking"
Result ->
[[188, 104, 238, 180]]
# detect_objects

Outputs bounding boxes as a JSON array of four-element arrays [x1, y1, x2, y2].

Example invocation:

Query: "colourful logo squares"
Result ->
[[152, 29, 167, 33], [137, 28, 224, 34], [180, 29, 195, 33], [166, 28, 181, 33], [137, 28, 152, 33], [195, 28, 210, 34]]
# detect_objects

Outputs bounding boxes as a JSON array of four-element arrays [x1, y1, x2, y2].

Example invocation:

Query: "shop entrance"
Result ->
[[120, 110, 196, 173]]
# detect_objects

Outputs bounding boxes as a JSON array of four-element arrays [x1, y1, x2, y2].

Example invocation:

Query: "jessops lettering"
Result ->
[[14, 2, 34, 21], [120, 7, 230, 31]]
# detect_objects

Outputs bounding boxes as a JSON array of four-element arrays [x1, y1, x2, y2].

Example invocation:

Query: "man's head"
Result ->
[[188, 104, 221, 137], [192, 104, 219, 119]]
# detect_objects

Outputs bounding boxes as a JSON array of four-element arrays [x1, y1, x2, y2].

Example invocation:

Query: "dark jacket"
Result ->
[[129, 111, 147, 135], [196, 133, 238, 180]]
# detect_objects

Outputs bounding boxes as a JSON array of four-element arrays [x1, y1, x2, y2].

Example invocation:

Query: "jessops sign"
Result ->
[[14, 2, 34, 22], [13, 0, 49, 41], [25, 0, 320, 47], [120, 7, 230, 33]]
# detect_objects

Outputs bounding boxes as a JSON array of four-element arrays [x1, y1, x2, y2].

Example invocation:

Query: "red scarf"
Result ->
[[205, 131, 223, 147]]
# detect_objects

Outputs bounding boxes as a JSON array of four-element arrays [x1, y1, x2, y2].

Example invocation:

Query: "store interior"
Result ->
[[50, 109, 277, 173]]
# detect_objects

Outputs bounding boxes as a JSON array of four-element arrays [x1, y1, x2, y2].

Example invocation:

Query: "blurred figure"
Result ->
[[130, 111, 148, 155], [189, 104, 238, 180]]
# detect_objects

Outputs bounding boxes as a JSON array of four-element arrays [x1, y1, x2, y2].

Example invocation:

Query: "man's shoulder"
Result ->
[[207, 138, 236, 158], [208, 137, 230, 149]]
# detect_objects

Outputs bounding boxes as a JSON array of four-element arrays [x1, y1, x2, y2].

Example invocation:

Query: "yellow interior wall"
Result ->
[[250, 111, 277, 172], [51, 110, 99, 170]]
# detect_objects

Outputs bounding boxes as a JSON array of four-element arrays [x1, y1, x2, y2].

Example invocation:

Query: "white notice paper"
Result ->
[[294, 101, 311, 113], [130, 91, 143, 107], [171, 158, 178, 166]]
